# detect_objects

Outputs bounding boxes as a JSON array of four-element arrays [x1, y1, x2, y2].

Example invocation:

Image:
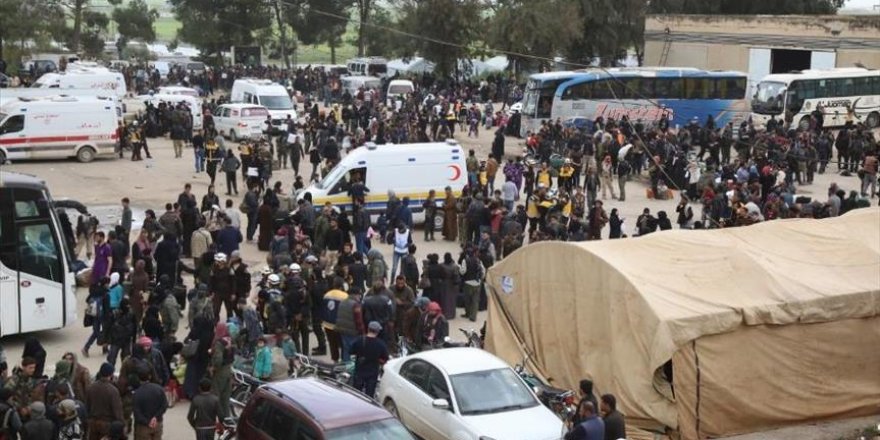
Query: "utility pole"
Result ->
[[272, 0, 291, 69]]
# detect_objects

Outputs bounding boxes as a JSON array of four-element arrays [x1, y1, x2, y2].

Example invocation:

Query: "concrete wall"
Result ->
[[645, 14, 880, 71]]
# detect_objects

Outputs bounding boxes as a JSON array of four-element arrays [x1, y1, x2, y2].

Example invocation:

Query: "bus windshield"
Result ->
[[752, 81, 787, 115]]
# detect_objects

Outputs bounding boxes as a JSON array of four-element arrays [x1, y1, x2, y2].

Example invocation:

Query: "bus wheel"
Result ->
[[866, 112, 880, 129], [798, 116, 811, 130], [76, 146, 97, 163]]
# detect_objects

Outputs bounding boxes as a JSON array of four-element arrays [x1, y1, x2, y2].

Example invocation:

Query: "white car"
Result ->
[[214, 103, 269, 142], [378, 348, 564, 440]]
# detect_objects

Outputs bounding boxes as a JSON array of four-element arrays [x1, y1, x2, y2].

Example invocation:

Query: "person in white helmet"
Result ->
[[265, 273, 287, 335], [284, 263, 311, 354], [209, 252, 235, 321]]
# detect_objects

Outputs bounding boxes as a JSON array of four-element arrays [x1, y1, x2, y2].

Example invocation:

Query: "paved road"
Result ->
[[1, 128, 868, 439]]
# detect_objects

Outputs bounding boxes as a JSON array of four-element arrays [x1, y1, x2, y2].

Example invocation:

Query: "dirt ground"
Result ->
[[1, 126, 873, 439]]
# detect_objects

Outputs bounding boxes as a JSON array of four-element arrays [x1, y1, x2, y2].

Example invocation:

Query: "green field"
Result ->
[[154, 16, 181, 42]]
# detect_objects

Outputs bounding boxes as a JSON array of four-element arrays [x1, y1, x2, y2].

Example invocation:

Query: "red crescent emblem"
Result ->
[[448, 165, 461, 181]]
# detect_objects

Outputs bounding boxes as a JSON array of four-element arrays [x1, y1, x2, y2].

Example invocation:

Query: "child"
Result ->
[[280, 333, 299, 376], [253, 336, 273, 381]]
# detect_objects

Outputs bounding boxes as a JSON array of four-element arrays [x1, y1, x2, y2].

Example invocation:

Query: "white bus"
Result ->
[[0, 172, 77, 336], [751, 67, 880, 130]]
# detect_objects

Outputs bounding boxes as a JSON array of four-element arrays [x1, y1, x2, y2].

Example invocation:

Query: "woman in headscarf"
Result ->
[[210, 322, 234, 417], [183, 313, 214, 399], [130, 229, 154, 279], [440, 253, 460, 320], [128, 260, 149, 323], [257, 194, 275, 251], [22, 337, 47, 378], [442, 186, 458, 241], [141, 305, 164, 344], [154, 231, 181, 283]]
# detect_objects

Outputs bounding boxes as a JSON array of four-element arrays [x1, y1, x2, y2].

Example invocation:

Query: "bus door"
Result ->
[[6, 187, 66, 333]]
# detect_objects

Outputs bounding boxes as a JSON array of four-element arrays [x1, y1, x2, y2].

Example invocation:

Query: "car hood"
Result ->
[[462, 404, 564, 440]]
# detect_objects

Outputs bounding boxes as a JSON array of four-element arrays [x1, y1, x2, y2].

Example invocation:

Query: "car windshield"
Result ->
[[752, 81, 787, 115], [325, 418, 414, 440], [450, 368, 539, 416], [259, 95, 293, 110]]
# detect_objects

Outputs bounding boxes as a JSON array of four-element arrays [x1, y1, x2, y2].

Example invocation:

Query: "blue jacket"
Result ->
[[253, 346, 273, 379], [396, 205, 413, 229], [216, 226, 242, 256], [108, 285, 124, 310], [564, 415, 604, 440]]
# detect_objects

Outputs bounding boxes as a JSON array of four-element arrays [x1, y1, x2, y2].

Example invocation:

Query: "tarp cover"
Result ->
[[485, 207, 880, 436]]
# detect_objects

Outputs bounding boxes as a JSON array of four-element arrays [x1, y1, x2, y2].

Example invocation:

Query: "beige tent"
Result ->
[[485, 207, 880, 439]]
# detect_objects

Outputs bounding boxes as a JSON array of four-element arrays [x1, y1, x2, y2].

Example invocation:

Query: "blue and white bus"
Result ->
[[520, 68, 749, 135]]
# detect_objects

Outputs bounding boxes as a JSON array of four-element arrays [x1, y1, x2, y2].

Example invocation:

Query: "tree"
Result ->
[[352, 7, 400, 58], [170, 0, 272, 62], [0, 0, 66, 60], [397, 0, 483, 76], [564, 0, 645, 66], [112, 0, 159, 58], [355, 0, 372, 56], [286, 0, 353, 64], [487, 0, 582, 72], [75, 10, 110, 58], [647, 0, 847, 14]]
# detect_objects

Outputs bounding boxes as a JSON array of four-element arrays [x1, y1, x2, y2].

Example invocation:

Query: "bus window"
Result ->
[[537, 96, 553, 118], [655, 78, 683, 99], [840, 78, 855, 96], [685, 78, 710, 99], [0, 189, 16, 271], [13, 189, 51, 219], [563, 82, 592, 100], [854, 77, 872, 95], [18, 223, 62, 283]]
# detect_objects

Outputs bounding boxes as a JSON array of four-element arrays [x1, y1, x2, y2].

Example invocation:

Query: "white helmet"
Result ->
[[289, 263, 301, 273], [214, 252, 227, 262], [260, 266, 272, 276], [268, 274, 281, 286]]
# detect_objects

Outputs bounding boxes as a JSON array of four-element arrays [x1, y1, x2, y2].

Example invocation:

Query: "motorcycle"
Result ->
[[230, 368, 264, 418], [513, 353, 577, 422], [216, 417, 237, 440], [293, 353, 353, 383], [440, 328, 484, 348]]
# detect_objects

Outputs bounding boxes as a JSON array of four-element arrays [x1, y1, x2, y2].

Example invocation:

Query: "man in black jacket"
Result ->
[[599, 394, 626, 440], [132, 369, 168, 439], [362, 281, 395, 345]]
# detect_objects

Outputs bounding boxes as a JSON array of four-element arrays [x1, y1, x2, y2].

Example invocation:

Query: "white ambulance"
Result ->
[[297, 139, 467, 229], [230, 78, 296, 125], [0, 96, 121, 163], [31, 69, 127, 98]]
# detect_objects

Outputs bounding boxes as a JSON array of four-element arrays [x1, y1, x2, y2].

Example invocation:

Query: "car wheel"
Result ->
[[866, 112, 880, 129], [76, 146, 97, 163], [384, 398, 400, 419], [230, 385, 251, 418]]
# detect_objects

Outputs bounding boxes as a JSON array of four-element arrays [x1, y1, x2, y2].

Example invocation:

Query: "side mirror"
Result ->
[[432, 398, 449, 410]]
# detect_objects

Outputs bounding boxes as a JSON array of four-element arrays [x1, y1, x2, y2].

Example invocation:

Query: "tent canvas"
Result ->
[[387, 57, 435, 75], [485, 208, 880, 438]]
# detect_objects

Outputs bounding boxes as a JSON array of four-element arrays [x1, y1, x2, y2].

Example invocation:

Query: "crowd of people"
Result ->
[[1, 59, 878, 440]]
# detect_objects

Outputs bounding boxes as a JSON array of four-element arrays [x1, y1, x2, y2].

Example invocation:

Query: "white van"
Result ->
[[298, 139, 467, 229], [32, 69, 127, 98], [137, 93, 203, 131], [230, 78, 296, 124], [346, 57, 388, 78], [0, 96, 121, 163], [158, 86, 200, 97], [214, 104, 269, 141], [342, 76, 382, 97], [386, 79, 415, 108]]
